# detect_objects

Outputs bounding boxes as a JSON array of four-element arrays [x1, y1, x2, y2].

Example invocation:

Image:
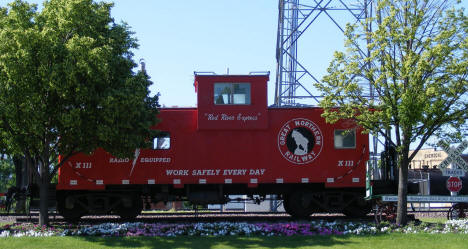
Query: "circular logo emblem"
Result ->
[[277, 118, 323, 165]]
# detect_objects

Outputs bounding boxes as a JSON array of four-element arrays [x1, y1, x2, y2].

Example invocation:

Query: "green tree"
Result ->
[[0, 0, 159, 226], [316, 0, 467, 225], [0, 156, 15, 193]]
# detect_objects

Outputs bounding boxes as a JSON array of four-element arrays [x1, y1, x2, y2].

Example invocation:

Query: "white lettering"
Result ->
[[294, 120, 318, 131], [192, 169, 219, 176], [221, 114, 235, 120], [75, 162, 92, 169], [205, 113, 259, 122], [166, 170, 189, 176], [279, 125, 291, 146], [249, 169, 266, 175], [237, 113, 258, 122], [223, 169, 247, 176], [140, 157, 171, 163], [338, 160, 354, 167], [109, 157, 130, 163], [207, 113, 218, 120], [165, 168, 267, 177], [301, 153, 316, 162]]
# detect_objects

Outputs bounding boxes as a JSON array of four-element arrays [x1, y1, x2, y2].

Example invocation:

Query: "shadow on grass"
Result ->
[[82, 235, 356, 249]]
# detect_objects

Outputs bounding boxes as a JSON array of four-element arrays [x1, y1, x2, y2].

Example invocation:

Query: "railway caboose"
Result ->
[[57, 72, 370, 221]]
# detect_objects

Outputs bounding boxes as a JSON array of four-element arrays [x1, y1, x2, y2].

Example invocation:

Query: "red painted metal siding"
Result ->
[[57, 108, 368, 190], [196, 75, 268, 130], [57, 74, 369, 190]]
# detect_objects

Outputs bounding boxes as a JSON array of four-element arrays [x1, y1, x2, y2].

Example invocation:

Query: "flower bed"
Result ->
[[1, 219, 468, 237]]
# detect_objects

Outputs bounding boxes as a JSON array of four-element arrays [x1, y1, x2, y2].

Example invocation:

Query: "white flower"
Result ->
[[0, 231, 11, 237], [381, 227, 389, 232]]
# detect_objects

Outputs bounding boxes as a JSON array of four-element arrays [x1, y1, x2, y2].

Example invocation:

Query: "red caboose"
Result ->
[[57, 73, 370, 221]]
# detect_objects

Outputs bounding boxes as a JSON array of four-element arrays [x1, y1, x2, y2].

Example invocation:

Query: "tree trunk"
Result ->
[[15, 197, 26, 214], [13, 156, 26, 213], [39, 163, 49, 226], [396, 153, 409, 226]]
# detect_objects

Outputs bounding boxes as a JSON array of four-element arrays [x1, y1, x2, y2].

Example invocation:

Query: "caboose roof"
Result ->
[[193, 72, 270, 93], [193, 72, 270, 76]]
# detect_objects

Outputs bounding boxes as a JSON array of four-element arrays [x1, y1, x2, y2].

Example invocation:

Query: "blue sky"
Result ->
[[110, 0, 281, 107], [1, 0, 467, 152], [108, 0, 300, 107], [106, 0, 468, 108], [2, 0, 467, 109], [108, 1, 362, 107], [3, 0, 360, 107]]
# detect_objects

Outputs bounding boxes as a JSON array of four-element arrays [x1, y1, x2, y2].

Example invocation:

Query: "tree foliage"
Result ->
[[316, 0, 467, 225], [0, 157, 15, 193], [0, 0, 159, 225]]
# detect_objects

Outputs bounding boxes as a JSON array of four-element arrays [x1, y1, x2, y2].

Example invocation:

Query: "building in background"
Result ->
[[409, 148, 468, 170], [409, 148, 448, 170]]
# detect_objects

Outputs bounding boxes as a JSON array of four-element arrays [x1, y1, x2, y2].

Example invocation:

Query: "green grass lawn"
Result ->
[[418, 217, 447, 224], [1, 234, 468, 249]]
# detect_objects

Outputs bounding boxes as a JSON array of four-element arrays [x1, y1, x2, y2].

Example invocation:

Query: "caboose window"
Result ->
[[214, 83, 251, 105], [154, 132, 170, 150], [334, 129, 356, 149]]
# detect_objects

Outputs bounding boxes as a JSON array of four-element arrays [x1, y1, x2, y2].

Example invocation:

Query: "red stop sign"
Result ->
[[447, 177, 463, 192]]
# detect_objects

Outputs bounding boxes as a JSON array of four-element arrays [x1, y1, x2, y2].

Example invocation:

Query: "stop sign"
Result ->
[[447, 177, 463, 192]]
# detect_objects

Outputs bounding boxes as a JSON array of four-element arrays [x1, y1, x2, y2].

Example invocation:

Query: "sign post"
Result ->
[[438, 140, 468, 195], [379, 140, 468, 207]]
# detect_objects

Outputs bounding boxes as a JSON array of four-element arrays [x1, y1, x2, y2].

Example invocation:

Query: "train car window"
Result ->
[[214, 83, 251, 105], [153, 132, 170, 150], [334, 129, 356, 149]]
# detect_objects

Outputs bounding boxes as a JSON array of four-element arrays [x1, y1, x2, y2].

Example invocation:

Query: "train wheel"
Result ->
[[282, 196, 293, 214], [343, 197, 372, 218], [285, 191, 316, 219], [115, 195, 143, 220], [57, 196, 85, 223]]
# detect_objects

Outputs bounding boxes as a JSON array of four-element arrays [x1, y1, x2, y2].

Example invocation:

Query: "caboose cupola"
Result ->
[[194, 72, 269, 130]]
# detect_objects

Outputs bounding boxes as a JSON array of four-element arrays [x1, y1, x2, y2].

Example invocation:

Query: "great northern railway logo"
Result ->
[[277, 118, 323, 165]]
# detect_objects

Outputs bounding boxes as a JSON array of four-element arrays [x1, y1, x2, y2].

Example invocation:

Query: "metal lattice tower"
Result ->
[[274, 0, 374, 106], [273, 0, 380, 184]]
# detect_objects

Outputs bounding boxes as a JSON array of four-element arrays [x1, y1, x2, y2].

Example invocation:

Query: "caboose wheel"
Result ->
[[282, 196, 293, 214], [57, 196, 85, 223], [59, 209, 83, 223], [285, 191, 317, 219], [343, 197, 371, 218], [115, 195, 143, 220]]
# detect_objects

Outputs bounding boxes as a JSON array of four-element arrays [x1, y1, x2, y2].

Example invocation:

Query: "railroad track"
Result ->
[[3, 211, 378, 224], [3, 209, 448, 225]]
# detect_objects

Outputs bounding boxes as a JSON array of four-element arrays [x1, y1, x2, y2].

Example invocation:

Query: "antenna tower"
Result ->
[[272, 0, 380, 187], [274, 0, 374, 106]]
